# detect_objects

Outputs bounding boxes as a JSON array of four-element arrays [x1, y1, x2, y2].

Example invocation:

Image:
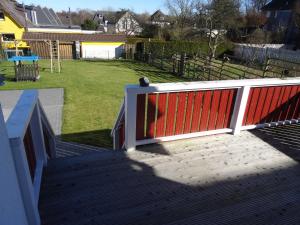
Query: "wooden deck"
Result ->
[[39, 124, 300, 225]]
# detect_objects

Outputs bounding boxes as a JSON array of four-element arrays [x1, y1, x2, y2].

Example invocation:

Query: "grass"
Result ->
[[0, 59, 184, 148]]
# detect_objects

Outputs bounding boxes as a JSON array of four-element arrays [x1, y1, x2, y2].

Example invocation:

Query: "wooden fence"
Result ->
[[29, 41, 74, 59], [112, 78, 300, 150], [134, 52, 300, 81]]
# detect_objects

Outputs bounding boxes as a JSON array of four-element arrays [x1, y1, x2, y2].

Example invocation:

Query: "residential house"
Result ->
[[262, 0, 300, 44], [0, 0, 31, 53], [0, 0, 82, 56], [0, 0, 125, 59], [93, 10, 142, 35], [150, 10, 170, 27]]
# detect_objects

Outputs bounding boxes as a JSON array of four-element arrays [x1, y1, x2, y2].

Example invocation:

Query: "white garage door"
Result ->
[[82, 43, 124, 59]]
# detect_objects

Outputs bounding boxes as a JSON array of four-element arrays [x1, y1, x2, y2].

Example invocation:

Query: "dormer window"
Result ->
[[0, 11, 4, 20]]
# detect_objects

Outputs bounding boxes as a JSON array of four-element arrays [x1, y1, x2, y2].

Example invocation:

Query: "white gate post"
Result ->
[[230, 86, 251, 135], [0, 105, 31, 225], [124, 86, 137, 151]]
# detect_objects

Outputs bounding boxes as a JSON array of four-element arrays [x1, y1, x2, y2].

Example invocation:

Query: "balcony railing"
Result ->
[[0, 90, 56, 225], [113, 78, 300, 150]]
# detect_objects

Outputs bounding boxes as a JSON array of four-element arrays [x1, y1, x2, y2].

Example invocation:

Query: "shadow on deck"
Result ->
[[251, 123, 300, 161], [39, 125, 300, 225]]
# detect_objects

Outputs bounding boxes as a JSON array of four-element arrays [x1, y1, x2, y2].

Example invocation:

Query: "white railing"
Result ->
[[113, 78, 300, 151], [0, 90, 56, 225], [111, 99, 125, 150]]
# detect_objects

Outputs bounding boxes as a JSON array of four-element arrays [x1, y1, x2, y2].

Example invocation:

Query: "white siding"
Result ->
[[81, 43, 124, 59]]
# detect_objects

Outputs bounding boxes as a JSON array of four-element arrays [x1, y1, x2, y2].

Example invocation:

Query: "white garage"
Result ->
[[81, 42, 125, 59]]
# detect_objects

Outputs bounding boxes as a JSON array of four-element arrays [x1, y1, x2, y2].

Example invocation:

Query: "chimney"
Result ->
[[68, 7, 72, 28]]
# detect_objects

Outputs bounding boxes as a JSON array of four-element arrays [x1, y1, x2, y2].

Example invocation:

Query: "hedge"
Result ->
[[127, 38, 233, 58]]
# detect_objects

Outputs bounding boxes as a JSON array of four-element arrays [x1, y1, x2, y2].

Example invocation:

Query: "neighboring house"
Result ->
[[0, 0, 82, 56], [150, 10, 170, 27], [262, 0, 300, 44], [93, 10, 142, 35], [0, 0, 31, 53], [23, 32, 126, 59], [0, 0, 117, 58]]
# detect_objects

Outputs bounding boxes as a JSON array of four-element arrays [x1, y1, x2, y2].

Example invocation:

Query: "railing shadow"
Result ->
[[247, 91, 300, 161], [40, 130, 300, 225], [251, 123, 300, 161]]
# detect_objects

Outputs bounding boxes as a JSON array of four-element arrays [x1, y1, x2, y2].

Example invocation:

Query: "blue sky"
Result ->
[[22, 0, 167, 13]]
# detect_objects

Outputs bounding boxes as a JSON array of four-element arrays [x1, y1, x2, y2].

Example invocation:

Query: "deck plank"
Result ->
[[39, 125, 300, 225]]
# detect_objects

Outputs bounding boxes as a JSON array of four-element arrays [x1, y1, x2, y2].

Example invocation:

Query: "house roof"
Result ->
[[262, 0, 297, 11], [22, 32, 127, 42], [94, 10, 140, 25], [150, 10, 171, 23], [0, 0, 79, 29], [0, 0, 34, 27], [151, 10, 164, 20]]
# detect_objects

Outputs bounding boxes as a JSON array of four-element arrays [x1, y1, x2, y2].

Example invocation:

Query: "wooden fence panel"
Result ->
[[29, 42, 50, 58], [146, 94, 157, 139], [243, 85, 300, 126], [156, 93, 167, 137], [165, 93, 177, 136], [59, 43, 74, 59], [175, 92, 187, 135], [29, 41, 74, 59], [135, 89, 237, 141]]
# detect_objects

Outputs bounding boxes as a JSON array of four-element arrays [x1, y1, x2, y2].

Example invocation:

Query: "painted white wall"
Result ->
[[234, 43, 300, 63], [0, 105, 29, 225], [115, 13, 142, 35], [82, 44, 124, 59]]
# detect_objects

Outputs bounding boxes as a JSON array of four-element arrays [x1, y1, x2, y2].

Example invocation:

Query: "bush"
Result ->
[[128, 38, 233, 58]]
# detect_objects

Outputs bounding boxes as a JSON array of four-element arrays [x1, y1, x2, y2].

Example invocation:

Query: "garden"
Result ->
[[0, 59, 185, 148]]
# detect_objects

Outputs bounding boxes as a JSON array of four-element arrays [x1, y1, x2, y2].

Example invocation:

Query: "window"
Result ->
[[0, 11, 4, 20], [2, 33, 15, 42]]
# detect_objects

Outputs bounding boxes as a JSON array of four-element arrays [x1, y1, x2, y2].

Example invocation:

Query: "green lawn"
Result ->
[[0, 60, 184, 148]]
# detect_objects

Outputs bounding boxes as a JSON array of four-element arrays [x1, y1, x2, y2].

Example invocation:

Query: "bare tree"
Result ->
[[194, 0, 242, 58], [165, 0, 196, 39]]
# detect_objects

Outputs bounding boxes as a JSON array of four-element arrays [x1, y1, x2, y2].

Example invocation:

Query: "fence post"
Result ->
[[219, 59, 225, 80], [124, 86, 137, 151], [179, 53, 186, 77], [147, 52, 151, 64], [161, 46, 164, 70], [230, 86, 251, 135], [263, 57, 270, 78], [172, 55, 176, 74]]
